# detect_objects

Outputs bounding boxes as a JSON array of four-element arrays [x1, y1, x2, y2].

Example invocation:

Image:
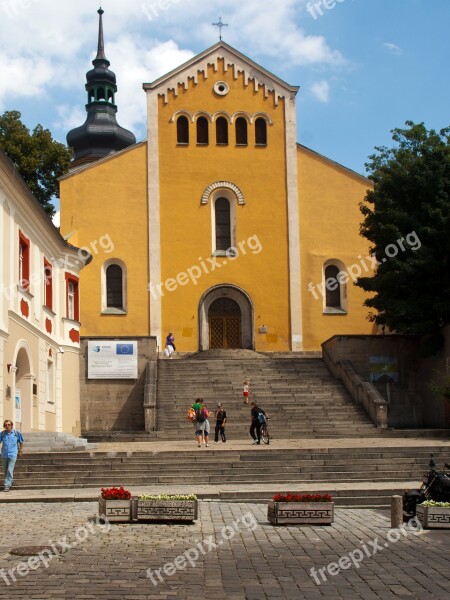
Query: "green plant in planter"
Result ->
[[420, 500, 450, 508]]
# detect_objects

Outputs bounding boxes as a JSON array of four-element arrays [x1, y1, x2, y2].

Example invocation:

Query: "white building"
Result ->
[[0, 150, 90, 434]]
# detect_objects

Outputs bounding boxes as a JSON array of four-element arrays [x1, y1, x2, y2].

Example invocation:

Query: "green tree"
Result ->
[[0, 110, 72, 217], [357, 121, 450, 343]]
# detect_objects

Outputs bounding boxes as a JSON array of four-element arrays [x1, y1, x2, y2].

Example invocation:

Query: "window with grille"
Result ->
[[106, 264, 123, 309], [215, 197, 231, 251], [235, 117, 248, 145], [197, 117, 209, 144], [255, 118, 267, 146], [325, 265, 341, 308], [177, 116, 189, 144], [216, 117, 229, 145]]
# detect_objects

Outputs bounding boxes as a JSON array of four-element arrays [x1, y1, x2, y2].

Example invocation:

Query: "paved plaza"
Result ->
[[1, 501, 450, 599]]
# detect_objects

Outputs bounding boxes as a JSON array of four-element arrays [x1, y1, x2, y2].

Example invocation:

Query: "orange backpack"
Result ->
[[186, 408, 196, 423]]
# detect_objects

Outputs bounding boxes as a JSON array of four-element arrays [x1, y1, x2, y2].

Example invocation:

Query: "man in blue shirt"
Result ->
[[0, 420, 24, 491]]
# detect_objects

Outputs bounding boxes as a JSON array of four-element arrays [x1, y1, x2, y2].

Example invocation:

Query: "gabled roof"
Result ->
[[143, 41, 299, 105], [297, 143, 372, 185]]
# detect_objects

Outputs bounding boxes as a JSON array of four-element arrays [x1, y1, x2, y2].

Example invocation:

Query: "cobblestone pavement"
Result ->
[[1, 502, 449, 599]]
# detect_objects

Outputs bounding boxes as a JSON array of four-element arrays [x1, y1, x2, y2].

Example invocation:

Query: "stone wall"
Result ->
[[79, 337, 157, 433], [322, 327, 450, 428]]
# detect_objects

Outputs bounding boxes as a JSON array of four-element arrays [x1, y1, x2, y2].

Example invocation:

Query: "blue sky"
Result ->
[[0, 0, 448, 218]]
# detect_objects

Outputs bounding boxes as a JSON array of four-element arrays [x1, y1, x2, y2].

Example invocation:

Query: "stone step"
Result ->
[[23, 432, 97, 452]]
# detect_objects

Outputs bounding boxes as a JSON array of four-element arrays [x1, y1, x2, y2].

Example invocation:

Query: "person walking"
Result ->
[[203, 403, 211, 447], [0, 420, 24, 492], [192, 398, 209, 447], [249, 401, 267, 445], [214, 403, 227, 443], [164, 332, 176, 358]]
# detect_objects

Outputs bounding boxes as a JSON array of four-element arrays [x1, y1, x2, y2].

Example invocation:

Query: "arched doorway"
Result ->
[[209, 298, 241, 349], [199, 285, 254, 350]]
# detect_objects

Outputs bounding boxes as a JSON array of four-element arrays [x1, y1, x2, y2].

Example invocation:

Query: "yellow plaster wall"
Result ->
[[157, 60, 291, 351], [59, 144, 149, 336], [297, 146, 377, 349]]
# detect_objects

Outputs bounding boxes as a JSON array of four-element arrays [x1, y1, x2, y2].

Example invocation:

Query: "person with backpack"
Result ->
[[0, 420, 24, 491], [191, 398, 210, 447], [249, 401, 267, 445], [214, 403, 227, 443]]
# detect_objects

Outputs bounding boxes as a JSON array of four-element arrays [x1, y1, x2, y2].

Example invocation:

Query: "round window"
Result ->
[[214, 81, 229, 96]]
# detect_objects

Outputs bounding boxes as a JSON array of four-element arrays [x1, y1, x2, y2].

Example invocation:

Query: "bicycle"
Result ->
[[260, 418, 270, 445]]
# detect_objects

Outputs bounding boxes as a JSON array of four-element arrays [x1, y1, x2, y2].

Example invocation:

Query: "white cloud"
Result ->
[[0, 54, 53, 103], [0, 0, 347, 139], [383, 42, 402, 55], [310, 80, 330, 103], [54, 105, 87, 134], [105, 37, 194, 136]]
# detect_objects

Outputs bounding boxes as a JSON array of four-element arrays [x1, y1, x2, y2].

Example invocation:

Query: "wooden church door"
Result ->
[[208, 298, 242, 349]]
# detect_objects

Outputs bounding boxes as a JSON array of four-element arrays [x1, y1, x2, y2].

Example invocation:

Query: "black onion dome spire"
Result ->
[[67, 8, 136, 167]]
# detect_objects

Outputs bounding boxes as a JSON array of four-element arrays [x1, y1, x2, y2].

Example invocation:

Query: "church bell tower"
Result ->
[[66, 8, 136, 168]]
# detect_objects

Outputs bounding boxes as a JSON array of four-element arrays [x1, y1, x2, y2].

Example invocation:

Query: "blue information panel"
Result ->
[[88, 341, 138, 379]]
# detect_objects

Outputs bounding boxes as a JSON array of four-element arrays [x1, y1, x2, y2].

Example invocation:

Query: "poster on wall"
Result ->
[[88, 341, 138, 379], [14, 388, 21, 423], [369, 356, 398, 384]]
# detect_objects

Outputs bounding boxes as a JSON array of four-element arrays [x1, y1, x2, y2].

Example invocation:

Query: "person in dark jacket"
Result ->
[[249, 402, 266, 445], [214, 403, 227, 443]]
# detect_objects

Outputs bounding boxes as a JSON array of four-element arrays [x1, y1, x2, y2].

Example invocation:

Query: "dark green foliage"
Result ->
[[0, 110, 72, 217], [357, 121, 450, 338]]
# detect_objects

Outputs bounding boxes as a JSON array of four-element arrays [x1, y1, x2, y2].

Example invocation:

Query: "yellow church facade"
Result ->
[[60, 40, 375, 352]]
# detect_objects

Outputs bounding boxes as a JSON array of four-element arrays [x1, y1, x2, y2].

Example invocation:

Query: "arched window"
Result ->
[[255, 118, 267, 146], [215, 198, 231, 251], [324, 264, 341, 309], [216, 117, 229, 145], [177, 116, 189, 144], [97, 87, 105, 101], [106, 264, 123, 309], [197, 117, 209, 144], [235, 117, 248, 145]]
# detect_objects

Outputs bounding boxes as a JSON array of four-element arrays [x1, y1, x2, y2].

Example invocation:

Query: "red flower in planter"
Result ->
[[101, 486, 131, 500], [272, 492, 333, 502]]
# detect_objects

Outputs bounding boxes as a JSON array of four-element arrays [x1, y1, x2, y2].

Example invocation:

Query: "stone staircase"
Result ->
[[151, 352, 377, 440], [14, 352, 448, 509], [12, 445, 450, 507], [23, 432, 97, 452]]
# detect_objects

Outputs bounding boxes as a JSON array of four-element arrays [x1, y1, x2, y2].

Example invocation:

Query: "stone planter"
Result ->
[[268, 501, 334, 525], [136, 499, 198, 522], [416, 505, 450, 529], [98, 498, 132, 523]]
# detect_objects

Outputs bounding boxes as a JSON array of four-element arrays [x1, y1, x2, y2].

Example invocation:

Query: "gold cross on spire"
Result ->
[[212, 17, 228, 41]]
